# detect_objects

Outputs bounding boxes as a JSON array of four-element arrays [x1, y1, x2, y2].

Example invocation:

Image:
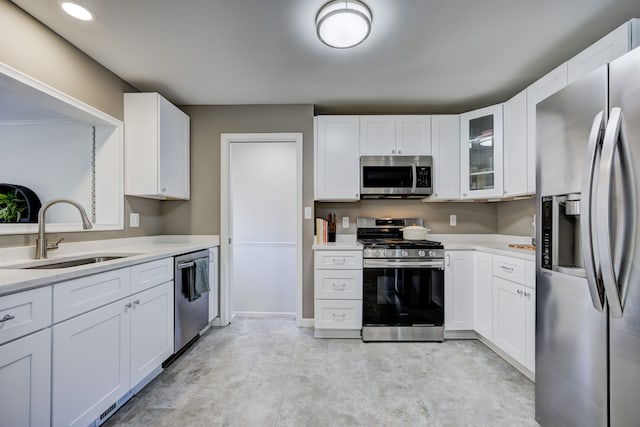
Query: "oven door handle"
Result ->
[[364, 259, 444, 269]]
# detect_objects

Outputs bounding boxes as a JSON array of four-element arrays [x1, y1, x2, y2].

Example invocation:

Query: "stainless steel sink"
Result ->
[[0, 254, 138, 270], [25, 256, 127, 269]]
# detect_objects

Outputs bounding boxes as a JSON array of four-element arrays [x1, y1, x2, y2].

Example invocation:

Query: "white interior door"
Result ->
[[230, 141, 297, 316]]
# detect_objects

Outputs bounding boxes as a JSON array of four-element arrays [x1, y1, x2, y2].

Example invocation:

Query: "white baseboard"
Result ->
[[477, 335, 535, 382], [444, 330, 478, 339], [233, 311, 296, 319], [301, 318, 315, 328]]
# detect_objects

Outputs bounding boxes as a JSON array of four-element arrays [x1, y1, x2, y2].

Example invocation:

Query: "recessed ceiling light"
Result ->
[[316, 0, 372, 49], [61, 2, 94, 21]]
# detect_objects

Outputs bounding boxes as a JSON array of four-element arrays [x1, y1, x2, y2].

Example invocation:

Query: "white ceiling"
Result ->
[[11, 0, 640, 113]]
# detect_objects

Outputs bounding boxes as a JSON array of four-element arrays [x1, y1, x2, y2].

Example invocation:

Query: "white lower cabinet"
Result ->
[[51, 260, 175, 427], [473, 251, 493, 339], [130, 281, 174, 387], [444, 251, 474, 331], [489, 255, 535, 374], [0, 328, 51, 427], [52, 297, 131, 427], [492, 277, 527, 363], [314, 249, 363, 338]]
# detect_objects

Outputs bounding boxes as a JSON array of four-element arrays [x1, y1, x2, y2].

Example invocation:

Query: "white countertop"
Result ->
[[313, 233, 535, 260], [0, 235, 219, 296]]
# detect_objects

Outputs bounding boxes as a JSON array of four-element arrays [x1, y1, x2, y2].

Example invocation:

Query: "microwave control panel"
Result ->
[[416, 167, 431, 188]]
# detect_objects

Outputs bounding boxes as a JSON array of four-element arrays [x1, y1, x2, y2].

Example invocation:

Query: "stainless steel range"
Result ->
[[357, 218, 445, 342]]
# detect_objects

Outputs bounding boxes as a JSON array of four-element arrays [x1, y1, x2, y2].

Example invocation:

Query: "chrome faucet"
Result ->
[[36, 199, 92, 259]]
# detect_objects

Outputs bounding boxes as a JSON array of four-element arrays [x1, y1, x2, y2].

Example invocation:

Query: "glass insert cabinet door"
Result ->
[[459, 104, 504, 199]]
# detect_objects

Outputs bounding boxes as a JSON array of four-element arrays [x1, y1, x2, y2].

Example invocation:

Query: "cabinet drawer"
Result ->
[[0, 286, 52, 345], [315, 269, 362, 300], [131, 258, 173, 294], [53, 268, 131, 323], [314, 299, 362, 330], [314, 251, 363, 269], [493, 255, 526, 285]]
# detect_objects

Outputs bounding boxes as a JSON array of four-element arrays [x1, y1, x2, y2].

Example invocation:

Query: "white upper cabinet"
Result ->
[[360, 115, 431, 156], [568, 19, 639, 84], [427, 115, 460, 200], [359, 115, 395, 155], [395, 115, 432, 155], [526, 63, 568, 194], [460, 104, 504, 199], [503, 90, 529, 197], [124, 92, 190, 200], [315, 116, 360, 201]]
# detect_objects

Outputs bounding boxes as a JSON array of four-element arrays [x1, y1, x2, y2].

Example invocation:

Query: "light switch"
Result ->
[[342, 217, 349, 228], [304, 206, 312, 219], [449, 214, 457, 226], [130, 212, 140, 228]]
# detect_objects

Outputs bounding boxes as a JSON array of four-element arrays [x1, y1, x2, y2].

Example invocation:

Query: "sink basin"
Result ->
[[0, 253, 138, 270], [25, 256, 127, 269]]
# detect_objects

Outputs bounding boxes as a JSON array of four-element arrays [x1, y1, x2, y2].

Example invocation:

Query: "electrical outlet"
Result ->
[[342, 216, 349, 228], [130, 212, 140, 228], [304, 207, 312, 219], [449, 214, 457, 226]]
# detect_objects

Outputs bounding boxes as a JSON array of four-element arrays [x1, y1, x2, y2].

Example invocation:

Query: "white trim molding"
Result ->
[[220, 133, 304, 327]]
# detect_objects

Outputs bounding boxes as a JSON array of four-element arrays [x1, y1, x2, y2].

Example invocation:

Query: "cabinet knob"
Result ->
[[517, 289, 523, 295], [398, 149, 402, 154], [161, 187, 167, 192], [133, 299, 141, 305], [125, 302, 132, 310], [463, 193, 467, 197], [391, 149, 395, 154]]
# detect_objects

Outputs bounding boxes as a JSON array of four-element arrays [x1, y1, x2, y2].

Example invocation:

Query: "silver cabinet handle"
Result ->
[[597, 108, 635, 318], [0, 314, 15, 323], [177, 261, 195, 269], [332, 258, 346, 265], [332, 313, 346, 321], [446, 254, 450, 267], [332, 282, 346, 290], [581, 111, 606, 313], [500, 265, 514, 273]]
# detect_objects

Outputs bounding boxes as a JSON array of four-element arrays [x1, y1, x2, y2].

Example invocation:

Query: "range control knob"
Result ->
[[418, 250, 426, 257], [384, 250, 392, 257], [373, 250, 381, 257], [401, 250, 409, 257], [428, 250, 436, 257]]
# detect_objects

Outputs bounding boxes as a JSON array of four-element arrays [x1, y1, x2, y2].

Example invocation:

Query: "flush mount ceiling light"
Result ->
[[61, 2, 94, 21], [316, 0, 372, 49]]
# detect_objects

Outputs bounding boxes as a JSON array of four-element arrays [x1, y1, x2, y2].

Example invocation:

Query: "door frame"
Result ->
[[220, 133, 303, 327]]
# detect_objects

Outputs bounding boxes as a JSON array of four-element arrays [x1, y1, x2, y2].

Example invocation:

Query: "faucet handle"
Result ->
[[47, 237, 64, 251]]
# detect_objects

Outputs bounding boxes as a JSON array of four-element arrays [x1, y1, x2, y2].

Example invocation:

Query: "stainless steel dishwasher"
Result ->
[[173, 249, 210, 355]]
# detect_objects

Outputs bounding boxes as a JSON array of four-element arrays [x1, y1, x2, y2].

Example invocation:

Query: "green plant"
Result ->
[[0, 190, 27, 223]]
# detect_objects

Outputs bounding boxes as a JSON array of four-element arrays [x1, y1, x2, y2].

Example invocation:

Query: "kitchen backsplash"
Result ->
[[315, 198, 535, 237]]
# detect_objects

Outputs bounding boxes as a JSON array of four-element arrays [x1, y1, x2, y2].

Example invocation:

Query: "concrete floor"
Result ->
[[106, 318, 538, 426]]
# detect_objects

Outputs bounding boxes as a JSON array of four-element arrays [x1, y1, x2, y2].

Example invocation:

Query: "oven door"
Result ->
[[363, 264, 444, 326]]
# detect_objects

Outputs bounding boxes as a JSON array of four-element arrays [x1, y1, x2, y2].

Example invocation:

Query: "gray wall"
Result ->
[[497, 198, 536, 237], [160, 105, 316, 317], [0, 1, 162, 248], [315, 200, 499, 235]]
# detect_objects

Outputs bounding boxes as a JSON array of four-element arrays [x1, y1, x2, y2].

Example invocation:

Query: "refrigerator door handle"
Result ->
[[580, 111, 606, 312], [597, 107, 637, 318]]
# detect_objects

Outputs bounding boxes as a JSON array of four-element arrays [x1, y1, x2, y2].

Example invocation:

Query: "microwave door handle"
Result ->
[[411, 163, 417, 193], [580, 111, 605, 312]]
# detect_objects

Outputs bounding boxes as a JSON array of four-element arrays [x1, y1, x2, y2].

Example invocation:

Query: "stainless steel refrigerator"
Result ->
[[536, 46, 640, 426]]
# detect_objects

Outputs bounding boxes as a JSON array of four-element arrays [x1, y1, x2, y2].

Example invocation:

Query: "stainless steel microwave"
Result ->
[[360, 156, 433, 198]]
